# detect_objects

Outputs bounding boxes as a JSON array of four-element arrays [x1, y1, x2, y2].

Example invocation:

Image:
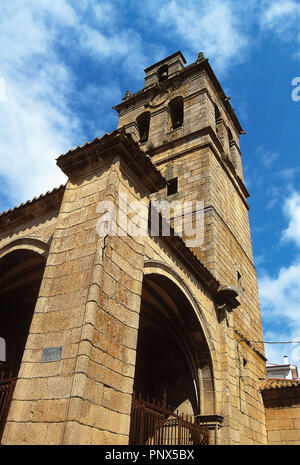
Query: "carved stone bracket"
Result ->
[[215, 285, 240, 310], [195, 414, 223, 445]]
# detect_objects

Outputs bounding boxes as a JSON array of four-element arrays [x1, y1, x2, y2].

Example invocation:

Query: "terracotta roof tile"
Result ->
[[0, 184, 65, 219], [56, 128, 166, 193], [261, 378, 300, 390]]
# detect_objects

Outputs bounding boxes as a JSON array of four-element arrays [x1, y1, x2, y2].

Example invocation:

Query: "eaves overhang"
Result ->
[[56, 129, 167, 194]]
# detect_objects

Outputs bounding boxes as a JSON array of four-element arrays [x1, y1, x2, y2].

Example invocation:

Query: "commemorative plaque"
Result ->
[[41, 346, 63, 362]]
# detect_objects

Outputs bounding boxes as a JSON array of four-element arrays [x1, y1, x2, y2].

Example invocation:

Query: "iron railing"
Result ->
[[129, 392, 209, 445], [0, 368, 17, 444]]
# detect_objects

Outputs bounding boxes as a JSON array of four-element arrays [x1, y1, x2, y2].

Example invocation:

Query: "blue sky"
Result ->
[[0, 0, 299, 366]]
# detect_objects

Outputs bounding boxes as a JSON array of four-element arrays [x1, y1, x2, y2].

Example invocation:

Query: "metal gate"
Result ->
[[0, 369, 17, 444], [129, 392, 209, 445]]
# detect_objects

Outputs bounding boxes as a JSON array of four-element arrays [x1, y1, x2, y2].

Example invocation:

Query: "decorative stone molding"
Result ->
[[215, 285, 240, 310], [56, 129, 166, 194], [195, 414, 223, 445], [0, 185, 65, 231]]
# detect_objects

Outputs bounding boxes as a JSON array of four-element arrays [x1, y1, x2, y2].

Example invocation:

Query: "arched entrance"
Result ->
[[130, 269, 215, 444], [0, 243, 47, 441]]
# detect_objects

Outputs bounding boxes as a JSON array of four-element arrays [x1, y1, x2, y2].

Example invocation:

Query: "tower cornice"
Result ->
[[147, 125, 250, 206]]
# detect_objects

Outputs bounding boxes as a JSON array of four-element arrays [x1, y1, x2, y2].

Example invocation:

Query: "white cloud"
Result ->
[[255, 145, 279, 167], [258, 190, 300, 365], [91, 1, 118, 25], [282, 191, 300, 248], [254, 253, 266, 266], [146, 0, 300, 70], [155, 0, 249, 73], [79, 25, 146, 74], [260, 0, 300, 43], [0, 0, 299, 209], [80, 27, 130, 58], [276, 167, 300, 182], [266, 186, 282, 209], [0, 1, 80, 203], [259, 259, 300, 365], [261, 0, 300, 26], [0, 1, 146, 206], [259, 259, 300, 320]]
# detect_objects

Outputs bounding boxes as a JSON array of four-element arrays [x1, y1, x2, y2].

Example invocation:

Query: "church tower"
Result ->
[[114, 51, 267, 442], [114, 51, 264, 345], [0, 51, 268, 446]]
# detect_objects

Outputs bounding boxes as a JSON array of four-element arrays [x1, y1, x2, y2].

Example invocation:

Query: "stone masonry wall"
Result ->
[[264, 395, 300, 445], [2, 156, 149, 445], [0, 206, 61, 252], [116, 59, 268, 444], [144, 235, 267, 445]]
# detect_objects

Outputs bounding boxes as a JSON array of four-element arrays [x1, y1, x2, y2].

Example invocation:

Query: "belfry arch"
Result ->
[[132, 264, 216, 417]]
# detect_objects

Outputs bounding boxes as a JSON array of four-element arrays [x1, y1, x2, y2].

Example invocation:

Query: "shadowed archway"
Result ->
[[133, 272, 215, 417], [0, 245, 47, 442], [0, 247, 46, 376]]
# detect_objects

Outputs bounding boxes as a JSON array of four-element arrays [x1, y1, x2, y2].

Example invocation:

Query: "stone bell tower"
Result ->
[[114, 51, 267, 439], [0, 50, 268, 446]]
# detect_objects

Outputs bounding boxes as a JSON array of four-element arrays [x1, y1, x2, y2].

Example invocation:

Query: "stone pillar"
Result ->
[[2, 131, 165, 445], [230, 140, 244, 181], [215, 117, 227, 149], [184, 92, 211, 134], [148, 107, 170, 148], [122, 121, 140, 144], [61, 161, 149, 445], [216, 304, 240, 445], [195, 415, 223, 445]]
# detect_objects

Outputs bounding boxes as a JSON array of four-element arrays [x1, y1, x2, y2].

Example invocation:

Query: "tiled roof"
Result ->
[[0, 184, 65, 219], [56, 128, 167, 194], [261, 378, 300, 390]]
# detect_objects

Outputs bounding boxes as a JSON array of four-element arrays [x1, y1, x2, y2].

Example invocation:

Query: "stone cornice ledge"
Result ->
[[195, 414, 224, 426], [0, 185, 65, 230], [148, 125, 250, 205], [56, 129, 167, 194]]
